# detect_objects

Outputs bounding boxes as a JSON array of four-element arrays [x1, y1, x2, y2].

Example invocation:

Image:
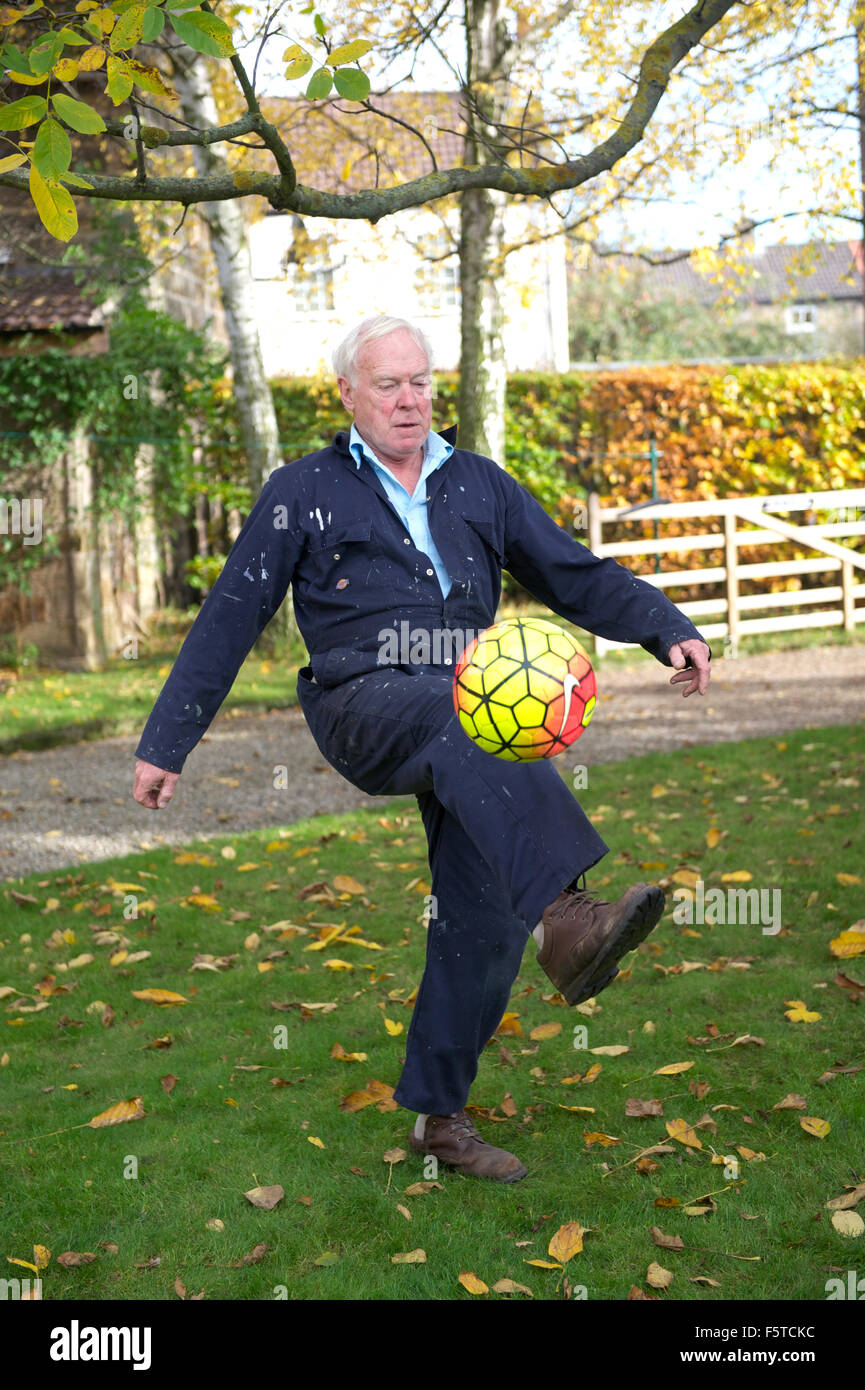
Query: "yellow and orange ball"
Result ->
[[452, 618, 596, 761]]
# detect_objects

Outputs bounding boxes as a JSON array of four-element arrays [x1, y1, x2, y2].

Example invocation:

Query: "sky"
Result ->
[[249, 3, 861, 256]]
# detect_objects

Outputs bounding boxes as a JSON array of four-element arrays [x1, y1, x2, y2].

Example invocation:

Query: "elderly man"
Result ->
[[134, 315, 711, 1183]]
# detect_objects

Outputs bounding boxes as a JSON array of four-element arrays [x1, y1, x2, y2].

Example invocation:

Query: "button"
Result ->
[[426, 568, 434, 576], [444, 657, 452, 665], [333, 553, 340, 559], [403, 537, 411, 545]]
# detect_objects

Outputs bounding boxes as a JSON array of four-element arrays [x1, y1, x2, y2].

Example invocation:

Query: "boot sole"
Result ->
[[562, 885, 666, 1006]]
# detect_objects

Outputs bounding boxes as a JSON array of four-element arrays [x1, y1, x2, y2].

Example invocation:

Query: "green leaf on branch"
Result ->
[[328, 40, 371, 66], [29, 31, 65, 75], [109, 3, 148, 51], [313, 12, 326, 37], [59, 169, 94, 188], [333, 68, 370, 101], [167, 8, 235, 58], [51, 91, 107, 133], [284, 53, 313, 80], [57, 27, 91, 46], [106, 54, 134, 104], [32, 115, 72, 181], [0, 94, 48, 130], [141, 6, 165, 40], [305, 66, 332, 99], [29, 160, 77, 241]]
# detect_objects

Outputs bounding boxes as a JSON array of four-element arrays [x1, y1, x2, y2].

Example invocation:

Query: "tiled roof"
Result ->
[[257, 90, 541, 193], [612, 238, 864, 306]]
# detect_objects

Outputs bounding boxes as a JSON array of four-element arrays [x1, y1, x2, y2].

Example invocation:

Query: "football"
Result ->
[[452, 617, 597, 760]]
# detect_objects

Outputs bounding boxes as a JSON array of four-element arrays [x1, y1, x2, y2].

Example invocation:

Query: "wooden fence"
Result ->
[[584, 487, 865, 656]]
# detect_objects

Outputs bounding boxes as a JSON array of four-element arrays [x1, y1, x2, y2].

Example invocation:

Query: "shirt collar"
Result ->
[[349, 422, 453, 477]]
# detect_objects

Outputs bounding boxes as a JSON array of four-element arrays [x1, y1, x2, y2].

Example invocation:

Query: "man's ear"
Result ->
[[337, 375, 354, 412]]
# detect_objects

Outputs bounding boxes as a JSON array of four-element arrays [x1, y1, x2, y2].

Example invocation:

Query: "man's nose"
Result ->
[[395, 380, 416, 407]]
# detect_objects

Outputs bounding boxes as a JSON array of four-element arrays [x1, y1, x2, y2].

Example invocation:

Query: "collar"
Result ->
[[348, 422, 454, 475], [333, 422, 458, 459]]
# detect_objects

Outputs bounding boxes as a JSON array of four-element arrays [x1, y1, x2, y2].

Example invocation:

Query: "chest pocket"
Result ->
[[301, 520, 381, 589], [462, 514, 506, 567]]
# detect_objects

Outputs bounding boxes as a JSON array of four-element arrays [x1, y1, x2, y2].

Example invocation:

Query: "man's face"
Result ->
[[337, 328, 433, 468]]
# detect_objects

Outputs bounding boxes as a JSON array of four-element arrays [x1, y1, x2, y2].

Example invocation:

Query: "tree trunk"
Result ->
[[168, 51, 299, 647], [169, 52, 283, 496], [457, 0, 513, 462]]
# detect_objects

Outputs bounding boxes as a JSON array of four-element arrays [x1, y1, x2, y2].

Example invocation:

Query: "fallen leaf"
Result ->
[[784, 999, 821, 1023], [492, 1278, 533, 1296], [654, 1062, 694, 1076], [773, 1093, 807, 1110], [391, 1248, 426, 1264], [800, 1116, 830, 1139], [588, 1044, 629, 1056], [626, 1098, 664, 1118], [666, 1117, 702, 1149], [244, 1185, 284, 1210], [88, 1097, 145, 1128], [404, 1182, 443, 1195], [530, 1022, 562, 1041], [458, 1271, 488, 1294], [131, 989, 187, 1006], [57, 1251, 97, 1268], [646, 1261, 673, 1289], [548, 1221, 586, 1263], [829, 929, 865, 959], [830, 1210, 864, 1238], [651, 1226, 684, 1251]]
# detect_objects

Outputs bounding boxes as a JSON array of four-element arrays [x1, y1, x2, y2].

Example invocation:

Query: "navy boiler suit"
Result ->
[[135, 426, 710, 1116]]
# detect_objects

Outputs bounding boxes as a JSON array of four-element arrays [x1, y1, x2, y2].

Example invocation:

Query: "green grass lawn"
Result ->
[[1, 723, 863, 1302], [1, 601, 863, 758]]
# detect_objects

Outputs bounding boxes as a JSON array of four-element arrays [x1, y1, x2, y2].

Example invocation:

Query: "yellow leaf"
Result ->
[[88, 1096, 145, 1127], [458, 1271, 488, 1294], [829, 930, 865, 959], [0, 152, 27, 171], [495, 1012, 522, 1036], [323, 959, 353, 971], [784, 999, 821, 1022], [706, 827, 722, 849], [589, 1044, 629, 1056], [492, 1278, 533, 1296], [109, 950, 128, 966], [548, 1221, 585, 1263], [721, 870, 752, 882], [391, 1249, 426, 1264], [33, 1245, 51, 1270], [529, 1022, 562, 1041], [654, 1061, 694, 1076], [131, 989, 187, 1006], [6, 1256, 39, 1274], [836, 873, 862, 887], [672, 869, 699, 888], [558, 1104, 595, 1113], [666, 1117, 702, 1149], [524, 1258, 562, 1269], [308, 1135, 325, 1149], [800, 1116, 830, 1139], [333, 875, 365, 894], [583, 1131, 620, 1147], [384, 1017, 403, 1036], [184, 893, 221, 911], [651, 785, 667, 798]]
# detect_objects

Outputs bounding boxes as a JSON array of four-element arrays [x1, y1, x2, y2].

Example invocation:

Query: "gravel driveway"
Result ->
[[2, 642, 863, 883]]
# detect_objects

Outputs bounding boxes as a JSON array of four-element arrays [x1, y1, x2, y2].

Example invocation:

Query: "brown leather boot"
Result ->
[[537, 877, 665, 1006], [409, 1110, 528, 1182]]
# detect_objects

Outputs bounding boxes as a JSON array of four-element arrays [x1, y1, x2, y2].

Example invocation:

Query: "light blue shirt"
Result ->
[[349, 423, 453, 598]]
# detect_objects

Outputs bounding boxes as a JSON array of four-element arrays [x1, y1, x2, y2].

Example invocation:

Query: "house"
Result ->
[[0, 72, 226, 669], [247, 91, 570, 377], [571, 222, 864, 361]]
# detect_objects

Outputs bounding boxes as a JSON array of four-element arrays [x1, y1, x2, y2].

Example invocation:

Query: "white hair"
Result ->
[[332, 316, 434, 386]]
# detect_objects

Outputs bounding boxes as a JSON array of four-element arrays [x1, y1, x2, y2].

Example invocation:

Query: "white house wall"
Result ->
[[248, 201, 569, 378]]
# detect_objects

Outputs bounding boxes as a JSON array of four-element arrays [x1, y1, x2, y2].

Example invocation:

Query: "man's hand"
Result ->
[[668, 639, 711, 697], [133, 759, 180, 810]]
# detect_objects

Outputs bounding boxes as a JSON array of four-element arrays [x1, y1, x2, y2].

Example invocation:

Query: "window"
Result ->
[[415, 232, 460, 312], [288, 262, 334, 313], [785, 304, 817, 333]]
